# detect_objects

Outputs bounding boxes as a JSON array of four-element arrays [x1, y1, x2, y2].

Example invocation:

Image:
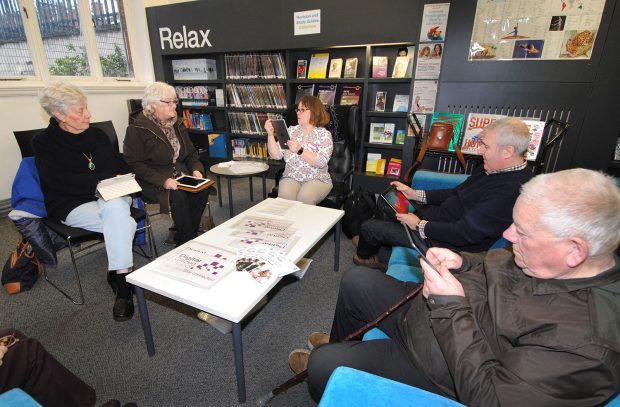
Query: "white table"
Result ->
[[127, 198, 344, 402]]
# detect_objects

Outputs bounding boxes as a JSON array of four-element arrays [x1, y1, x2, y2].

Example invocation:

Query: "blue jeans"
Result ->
[[63, 197, 136, 270]]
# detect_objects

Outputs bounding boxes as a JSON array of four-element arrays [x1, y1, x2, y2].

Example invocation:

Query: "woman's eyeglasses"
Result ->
[[160, 99, 179, 106], [295, 108, 309, 113]]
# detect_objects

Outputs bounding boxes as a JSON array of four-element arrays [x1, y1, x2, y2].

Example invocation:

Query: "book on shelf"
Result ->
[[365, 153, 382, 173], [317, 84, 337, 106], [394, 129, 406, 144], [182, 110, 214, 131], [215, 89, 225, 107], [343, 57, 358, 78], [520, 118, 546, 161], [430, 112, 465, 152], [295, 84, 315, 103], [392, 56, 410, 78], [224, 53, 286, 79], [225, 83, 287, 109], [374, 91, 386, 112], [172, 58, 217, 80], [227, 111, 282, 135], [208, 133, 228, 158], [308, 53, 330, 79], [231, 138, 268, 160], [369, 123, 385, 143], [328, 58, 343, 78], [461, 113, 506, 155], [339, 85, 362, 106], [392, 94, 409, 112], [372, 56, 388, 78], [386, 158, 402, 177], [375, 158, 387, 175], [296, 60, 307, 79], [383, 123, 395, 144]]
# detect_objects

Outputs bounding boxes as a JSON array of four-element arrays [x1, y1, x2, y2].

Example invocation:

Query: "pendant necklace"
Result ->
[[83, 152, 96, 171]]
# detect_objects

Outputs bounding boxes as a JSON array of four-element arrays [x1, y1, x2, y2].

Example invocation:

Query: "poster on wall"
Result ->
[[469, 0, 606, 61], [411, 80, 438, 114], [420, 3, 451, 42], [415, 43, 443, 79]]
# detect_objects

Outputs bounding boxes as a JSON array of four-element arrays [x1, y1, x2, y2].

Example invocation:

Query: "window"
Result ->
[[0, 0, 134, 79]]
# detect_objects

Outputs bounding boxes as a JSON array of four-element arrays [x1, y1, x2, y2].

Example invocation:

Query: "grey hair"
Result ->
[[484, 117, 531, 156], [142, 82, 176, 114], [38, 81, 87, 117], [520, 168, 620, 256]]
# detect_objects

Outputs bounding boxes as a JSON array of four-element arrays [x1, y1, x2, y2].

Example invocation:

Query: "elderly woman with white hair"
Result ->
[[33, 81, 136, 322], [123, 82, 209, 246]]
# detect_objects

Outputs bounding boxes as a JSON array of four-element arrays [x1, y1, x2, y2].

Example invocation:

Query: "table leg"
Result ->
[[227, 177, 234, 218], [232, 322, 246, 403], [249, 177, 254, 201], [134, 286, 155, 356], [334, 220, 341, 272], [262, 173, 267, 199], [216, 176, 222, 207]]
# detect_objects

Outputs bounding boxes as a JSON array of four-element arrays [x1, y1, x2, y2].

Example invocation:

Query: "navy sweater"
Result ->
[[33, 118, 129, 221], [422, 166, 533, 252]]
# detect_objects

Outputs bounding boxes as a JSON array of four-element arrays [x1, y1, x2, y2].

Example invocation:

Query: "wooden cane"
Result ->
[[256, 283, 424, 406]]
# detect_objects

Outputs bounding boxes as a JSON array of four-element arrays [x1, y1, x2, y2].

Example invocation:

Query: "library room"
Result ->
[[1, 0, 619, 406]]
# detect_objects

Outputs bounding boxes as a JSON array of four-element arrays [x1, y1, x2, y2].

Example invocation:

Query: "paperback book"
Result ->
[[394, 129, 406, 144], [296, 60, 307, 79], [392, 94, 409, 112], [429, 112, 465, 152], [461, 113, 506, 155], [386, 158, 402, 177], [392, 56, 410, 78], [365, 152, 382, 172], [343, 57, 358, 78], [339, 85, 362, 106], [317, 84, 337, 106], [308, 53, 330, 79], [374, 91, 386, 112], [375, 158, 387, 175], [372, 56, 388, 78], [369, 123, 385, 143], [328, 58, 343, 78]]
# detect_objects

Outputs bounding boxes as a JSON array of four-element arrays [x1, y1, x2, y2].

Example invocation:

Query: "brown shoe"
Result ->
[[353, 254, 387, 272], [351, 235, 359, 248], [288, 349, 310, 375], [307, 332, 329, 350]]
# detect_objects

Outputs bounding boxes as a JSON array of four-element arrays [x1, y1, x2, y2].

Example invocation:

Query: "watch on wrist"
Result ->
[[297, 146, 304, 155]]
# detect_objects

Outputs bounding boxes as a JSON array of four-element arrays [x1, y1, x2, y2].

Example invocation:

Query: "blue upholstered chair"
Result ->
[[0, 389, 42, 406]]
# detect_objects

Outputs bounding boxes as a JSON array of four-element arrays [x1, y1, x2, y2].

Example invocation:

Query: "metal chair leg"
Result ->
[[43, 239, 85, 305]]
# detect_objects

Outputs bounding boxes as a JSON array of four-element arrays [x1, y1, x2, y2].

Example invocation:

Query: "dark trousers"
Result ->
[[306, 267, 437, 401], [0, 329, 96, 407], [170, 188, 210, 245]]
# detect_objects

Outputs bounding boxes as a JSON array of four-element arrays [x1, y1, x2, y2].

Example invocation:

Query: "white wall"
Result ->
[[0, 0, 186, 201]]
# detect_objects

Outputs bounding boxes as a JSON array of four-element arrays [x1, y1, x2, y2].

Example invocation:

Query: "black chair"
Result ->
[[268, 104, 360, 209], [13, 122, 158, 305]]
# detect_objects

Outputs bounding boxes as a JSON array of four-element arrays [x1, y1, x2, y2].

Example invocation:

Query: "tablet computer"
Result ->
[[380, 185, 412, 215], [175, 175, 209, 189], [271, 119, 290, 149]]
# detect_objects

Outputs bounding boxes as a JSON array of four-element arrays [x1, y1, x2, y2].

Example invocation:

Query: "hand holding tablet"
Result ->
[[380, 185, 412, 214]]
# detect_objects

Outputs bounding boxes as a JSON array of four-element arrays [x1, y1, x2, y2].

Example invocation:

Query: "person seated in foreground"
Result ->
[[265, 96, 333, 205], [353, 117, 533, 270], [291, 168, 620, 406], [124, 82, 210, 246], [34, 82, 136, 321], [0, 329, 136, 407]]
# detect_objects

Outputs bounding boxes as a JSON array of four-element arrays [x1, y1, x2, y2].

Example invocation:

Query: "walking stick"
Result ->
[[256, 282, 424, 406]]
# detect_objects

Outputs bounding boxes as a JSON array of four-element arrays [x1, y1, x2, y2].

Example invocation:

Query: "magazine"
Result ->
[[392, 94, 409, 112], [460, 113, 506, 155], [308, 53, 329, 79], [372, 56, 388, 78], [340, 85, 362, 106], [343, 58, 358, 78], [317, 84, 337, 106], [392, 56, 409, 78], [328, 58, 343, 78]]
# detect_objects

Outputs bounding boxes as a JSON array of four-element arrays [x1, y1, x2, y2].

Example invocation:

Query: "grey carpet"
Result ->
[[0, 176, 357, 407]]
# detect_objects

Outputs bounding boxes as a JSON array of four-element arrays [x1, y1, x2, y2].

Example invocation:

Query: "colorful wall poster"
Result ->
[[420, 3, 451, 42]]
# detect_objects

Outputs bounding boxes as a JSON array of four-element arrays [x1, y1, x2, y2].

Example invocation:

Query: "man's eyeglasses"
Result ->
[[295, 108, 309, 113], [160, 99, 179, 106]]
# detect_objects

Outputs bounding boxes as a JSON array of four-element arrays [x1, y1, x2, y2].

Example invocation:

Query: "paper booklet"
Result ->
[[235, 247, 300, 285], [152, 241, 235, 290], [96, 173, 141, 201]]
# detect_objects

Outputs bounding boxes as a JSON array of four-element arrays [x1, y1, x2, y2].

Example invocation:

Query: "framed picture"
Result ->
[[296, 60, 308, 79], [374, 91, 386, 112]]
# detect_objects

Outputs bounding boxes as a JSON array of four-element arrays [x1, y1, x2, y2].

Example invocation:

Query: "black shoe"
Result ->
[[113, 295, 134, 322]]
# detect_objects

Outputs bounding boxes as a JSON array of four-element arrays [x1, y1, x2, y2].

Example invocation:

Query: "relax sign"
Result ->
[[159, 26, 212, 50]]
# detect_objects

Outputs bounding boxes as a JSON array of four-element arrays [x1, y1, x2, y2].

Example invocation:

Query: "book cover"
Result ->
[[411, 80, 438, 113], [461, 113, 506, 155], [308, 53, 330, 79], [172, 58, 217, 80], [328, 58, 343, 78], [392, 56, 410, 78], [392, 94, 409, 112], [430, 112, 465, 152], [295, 84, 315, 103], [343, 57, 358, 78], [208, 133, 228, 158], [215, 89, 225, 107], [375, 158, 387, 175], [386, 158, 402, 177], [296, 60, 307, 79], [369, 123, 385, 143], [520, 118, 546, 161], [365, 152, 382, 173], [382, 123, 395, 144], [394, 129, 406, 144], [372, 56, 388, 78], [317, 84, 337, 106], [339, 85, 362, 106], [374, 91, 386, 112]]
